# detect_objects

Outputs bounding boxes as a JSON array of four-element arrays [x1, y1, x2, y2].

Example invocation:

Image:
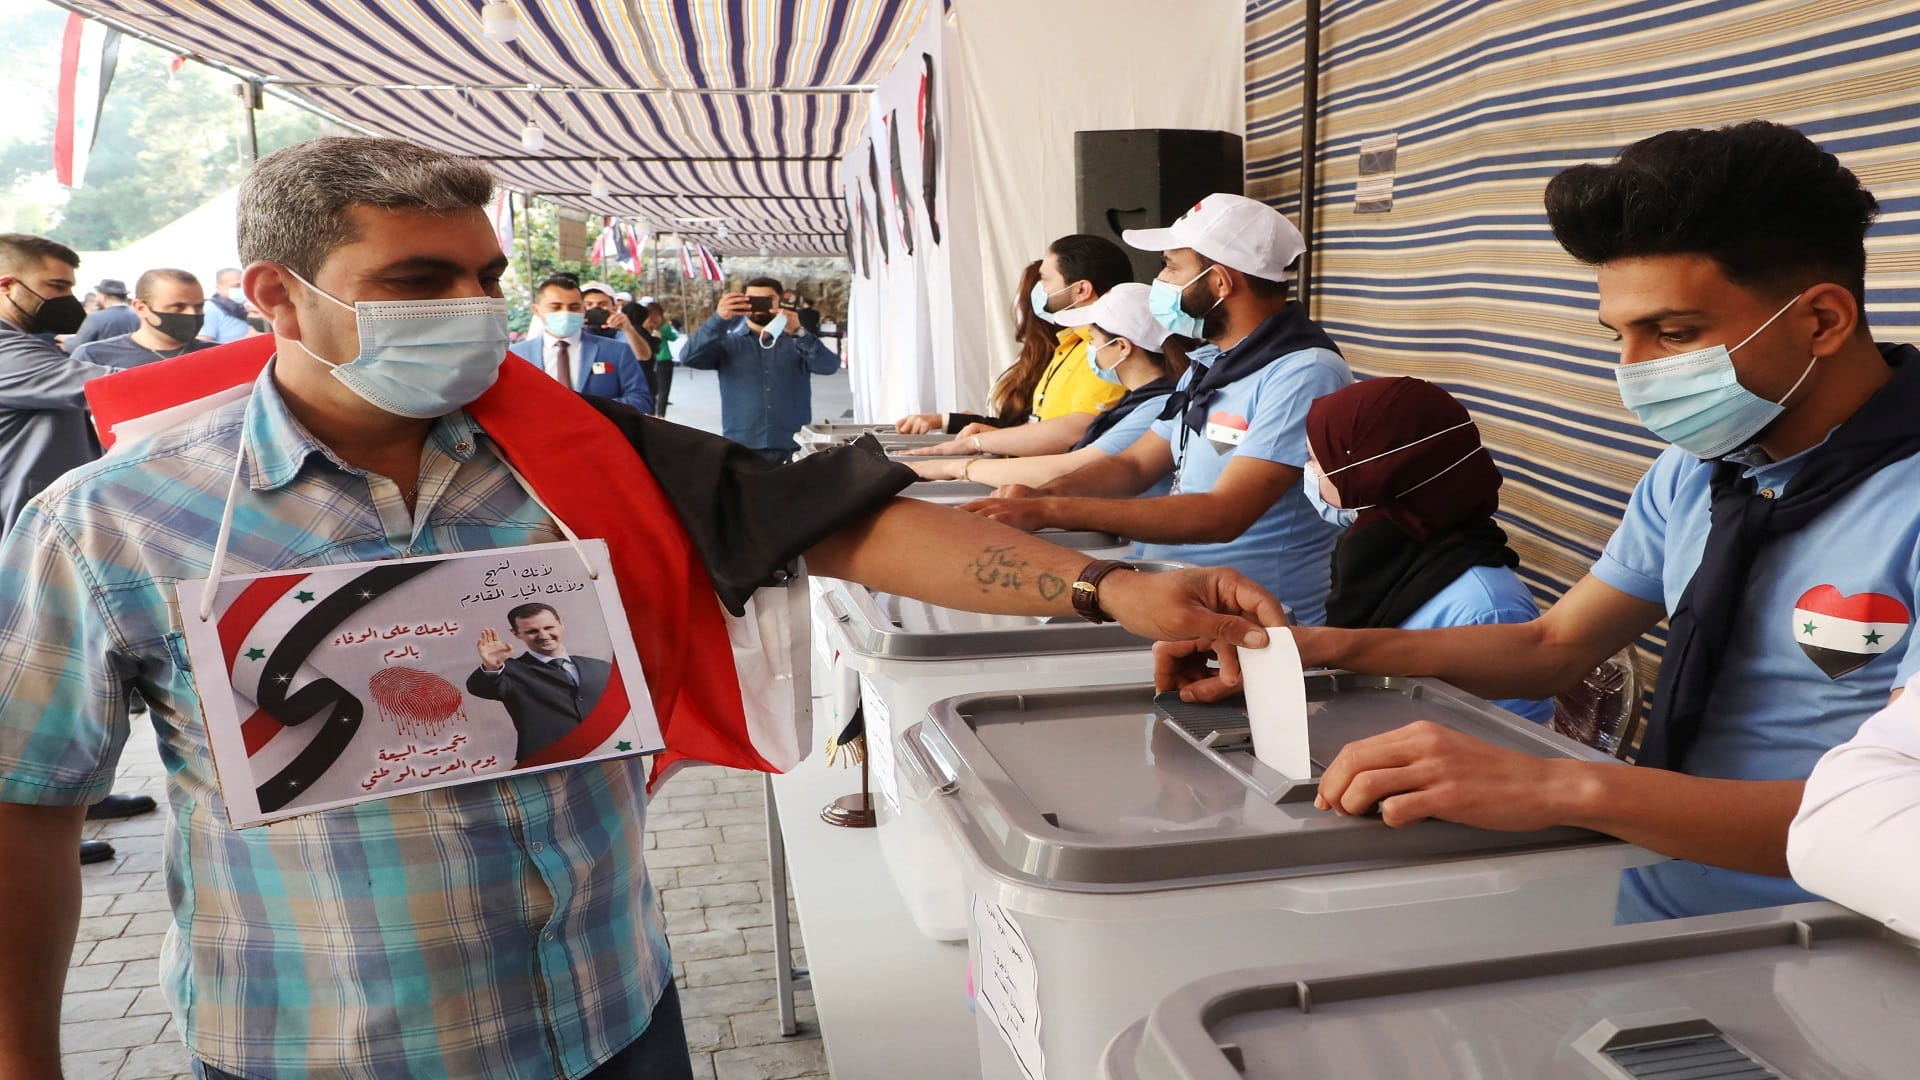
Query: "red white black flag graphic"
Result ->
[[1792, 585, 1911, 680]]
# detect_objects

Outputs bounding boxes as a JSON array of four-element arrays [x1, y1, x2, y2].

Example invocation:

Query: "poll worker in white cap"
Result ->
[[908, 282, 1194, 493], [964, 194, 1354, 624]]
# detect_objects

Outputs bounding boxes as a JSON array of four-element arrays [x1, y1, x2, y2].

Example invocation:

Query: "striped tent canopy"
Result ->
[[65, 0, 926, 256]]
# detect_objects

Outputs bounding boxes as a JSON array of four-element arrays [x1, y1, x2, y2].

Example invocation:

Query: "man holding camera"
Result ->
[[681, 275, 838, 464]]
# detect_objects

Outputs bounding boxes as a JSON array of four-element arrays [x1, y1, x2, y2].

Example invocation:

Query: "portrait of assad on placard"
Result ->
[[178, 539, 661, 828]]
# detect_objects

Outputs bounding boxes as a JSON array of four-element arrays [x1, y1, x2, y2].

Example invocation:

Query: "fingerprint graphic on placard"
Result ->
[[369, 667, 470, 739]]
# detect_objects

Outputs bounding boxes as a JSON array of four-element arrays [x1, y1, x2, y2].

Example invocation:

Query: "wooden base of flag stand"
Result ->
[[821, 743, 877, 829]]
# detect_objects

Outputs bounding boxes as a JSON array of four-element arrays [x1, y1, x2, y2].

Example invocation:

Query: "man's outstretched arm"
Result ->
[[805, 496, 1284, 647]]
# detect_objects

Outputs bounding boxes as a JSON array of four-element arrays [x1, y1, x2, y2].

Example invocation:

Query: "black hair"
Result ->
[[1545, 120, 1879, 307], [507, 602, 560, 628], [0, 233, 79, 275], [744, 276, 784, 294], [534, 274, 581, 300], [1047, 234, 1134, 295]]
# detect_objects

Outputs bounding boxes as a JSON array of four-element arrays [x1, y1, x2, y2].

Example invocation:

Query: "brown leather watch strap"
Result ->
[[1071, 559, 1137, 623]]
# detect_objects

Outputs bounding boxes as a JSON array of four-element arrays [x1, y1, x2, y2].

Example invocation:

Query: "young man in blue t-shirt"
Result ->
[[962, 194, 1354, 625], [1162, 121, 1920, 923]]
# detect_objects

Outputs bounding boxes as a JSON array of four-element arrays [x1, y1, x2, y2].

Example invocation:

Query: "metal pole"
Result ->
[[244, 81, 261, 165], [1297, 0, 1323, 312], [518, 194, 537, 292]]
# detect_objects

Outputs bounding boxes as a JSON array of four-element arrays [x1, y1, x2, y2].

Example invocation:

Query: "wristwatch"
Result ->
[[1071, 559, 1137, 623]]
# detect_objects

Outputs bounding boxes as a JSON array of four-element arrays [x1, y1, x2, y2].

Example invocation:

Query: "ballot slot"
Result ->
[[912, 679, 1658, 1080], [811, 550, 1162, 943], [1097, 902, 1920, 1080]]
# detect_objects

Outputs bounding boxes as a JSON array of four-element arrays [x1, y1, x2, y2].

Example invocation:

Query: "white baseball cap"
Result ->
[[581, 280, 615, 296], [1051, 282, 1172, 351], [615, 290, 634, 302], [1122, 193, 1305, 282]]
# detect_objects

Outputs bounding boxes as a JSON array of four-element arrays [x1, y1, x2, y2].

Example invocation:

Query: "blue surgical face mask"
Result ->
[[1149, 265, 1220, 338], [1029, 280, 1075, 326], [1302, 462, 1358, 528], [1085, 336, 1126, 385], [758, 312, 789, 344], [1613, 293, 1814, 459], [284, 267, 509, 419], [543, 310, 584, 338]]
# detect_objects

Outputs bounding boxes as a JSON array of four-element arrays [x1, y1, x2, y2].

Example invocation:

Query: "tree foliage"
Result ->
[[0, 6, 320, 249]]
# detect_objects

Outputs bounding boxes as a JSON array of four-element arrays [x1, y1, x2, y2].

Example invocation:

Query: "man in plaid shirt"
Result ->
[[0, 136, 1284, 1079]]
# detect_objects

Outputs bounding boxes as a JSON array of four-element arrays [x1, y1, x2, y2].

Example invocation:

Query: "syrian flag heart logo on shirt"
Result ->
[[1204, 411, 1249, 456], [1792, 585, 1911, 679]]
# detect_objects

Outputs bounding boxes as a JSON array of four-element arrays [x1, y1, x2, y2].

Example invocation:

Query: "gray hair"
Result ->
[[237, 137, 495, 278]]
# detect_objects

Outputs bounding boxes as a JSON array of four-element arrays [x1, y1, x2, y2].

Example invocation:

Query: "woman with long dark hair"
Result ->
[[894, 260, 1058, 434]]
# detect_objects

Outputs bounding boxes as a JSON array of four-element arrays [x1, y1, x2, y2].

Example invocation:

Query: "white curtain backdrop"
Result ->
[[843, 0, 1245, 422]]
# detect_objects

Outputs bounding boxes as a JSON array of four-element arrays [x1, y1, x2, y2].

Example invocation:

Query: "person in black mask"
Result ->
[[0, 234, 153, 865], [0, 232, 111, 532], [71, 268, 215, 370]]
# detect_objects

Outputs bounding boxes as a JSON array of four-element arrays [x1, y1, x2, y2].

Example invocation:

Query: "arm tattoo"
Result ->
[[966, 545, 1028, 594], [966, 545, 1071, 603]]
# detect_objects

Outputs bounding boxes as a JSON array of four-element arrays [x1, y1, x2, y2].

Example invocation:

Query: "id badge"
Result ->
[[591, 361, 610, 375], [177, 540, 661, 827]]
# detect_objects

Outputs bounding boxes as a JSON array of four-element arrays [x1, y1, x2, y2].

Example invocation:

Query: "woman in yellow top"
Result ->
[[908, 284, 1190, 492], [902, 235, 1132, 458]]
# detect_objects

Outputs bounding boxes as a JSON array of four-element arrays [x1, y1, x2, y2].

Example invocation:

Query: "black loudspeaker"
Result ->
[[1075, 129, 1245, 284]]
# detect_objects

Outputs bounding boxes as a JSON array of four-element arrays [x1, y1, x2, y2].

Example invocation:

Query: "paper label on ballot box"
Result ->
[[974, 894, 1046, 1080], [177, 540, 663, 828], [859, 673, 900, 810]]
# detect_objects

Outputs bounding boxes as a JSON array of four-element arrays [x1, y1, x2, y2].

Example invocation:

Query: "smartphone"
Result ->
[[747, 295, 774, 315]]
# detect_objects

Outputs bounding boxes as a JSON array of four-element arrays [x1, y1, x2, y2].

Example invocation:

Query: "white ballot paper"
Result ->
[[1236, 626, 1312, 779]]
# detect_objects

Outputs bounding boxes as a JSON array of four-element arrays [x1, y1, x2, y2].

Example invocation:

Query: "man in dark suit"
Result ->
[[466, 602, 613, 764], [508, 275, 652, 412]]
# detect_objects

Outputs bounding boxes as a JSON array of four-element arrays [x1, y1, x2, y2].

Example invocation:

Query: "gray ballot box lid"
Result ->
[[1099, 901, 1920, 1079], [908, 676, 1629, 895]]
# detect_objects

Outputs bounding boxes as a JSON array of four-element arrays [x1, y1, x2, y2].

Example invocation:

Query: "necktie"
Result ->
[[554, 339, 573, 389], [552, 657, 579, 686]]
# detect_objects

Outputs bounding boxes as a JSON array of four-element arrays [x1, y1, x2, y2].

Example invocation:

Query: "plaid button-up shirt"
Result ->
[[0, 365, 672, 1077]]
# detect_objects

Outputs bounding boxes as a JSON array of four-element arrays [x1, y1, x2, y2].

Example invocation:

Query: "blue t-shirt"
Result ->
[[1592, 441, 1920, 923], [1145, 348, 1353, 624], [1089, 398, 1173, 498], [1399, 564, 1553, 724]]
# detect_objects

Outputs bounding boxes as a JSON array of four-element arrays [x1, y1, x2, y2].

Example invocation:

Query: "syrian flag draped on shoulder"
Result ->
[[86, 336, 889, 786]]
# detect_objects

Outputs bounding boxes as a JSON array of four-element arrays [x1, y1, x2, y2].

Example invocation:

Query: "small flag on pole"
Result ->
[[589, 218, 613, 265], [489, 190, 518, 260], [680, 242, 696, 280], [697, 244, 722, 283], [53, 13, 121, 188]]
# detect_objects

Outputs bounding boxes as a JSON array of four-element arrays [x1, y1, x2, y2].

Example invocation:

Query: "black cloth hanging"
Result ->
[[1641, 343, 1920, 770]]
